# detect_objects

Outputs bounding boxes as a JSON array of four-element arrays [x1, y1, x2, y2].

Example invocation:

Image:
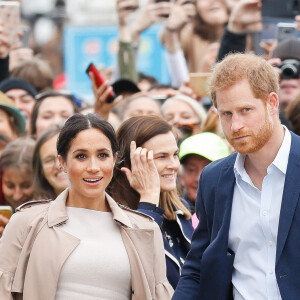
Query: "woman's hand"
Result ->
[[228, 0, 262, 34], [198, 42, 220, 72], [295, 15, 300, 30], [268, 57, 282, 76], [117, 0, 138, 28], [179, 79, 198, 100], [0, 22, 11, 58], [165, 0, 196, 32], [88, 71, 122, 120], [121, 141, 160, 206], [130, 0, 173, 43], [117, 0, 139, 42]]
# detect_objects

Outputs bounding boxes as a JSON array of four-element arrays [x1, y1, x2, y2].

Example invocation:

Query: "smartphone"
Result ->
[[262, 0, 300, 21], [276, 23, 297, 43], [0, 205, 13, 219], [86, 63, 116, 103], [189, 73, 210, 97], [0, 1, 20, 46], [125, 0, 139, 10], [20, 25, 31, 48]]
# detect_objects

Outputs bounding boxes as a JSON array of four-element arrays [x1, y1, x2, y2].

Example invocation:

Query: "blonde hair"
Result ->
[[162, 94, 207, 126], [208, 53, 279, 107]]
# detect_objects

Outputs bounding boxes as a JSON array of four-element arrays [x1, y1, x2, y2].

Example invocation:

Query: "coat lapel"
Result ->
[[276, 133, 300, 263], [211, 157, 236, 246]]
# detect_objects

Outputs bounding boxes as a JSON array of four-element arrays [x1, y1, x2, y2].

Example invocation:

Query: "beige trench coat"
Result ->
[[0, 189, 173, 300]]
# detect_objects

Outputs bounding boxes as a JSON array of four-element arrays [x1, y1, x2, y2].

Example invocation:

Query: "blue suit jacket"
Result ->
[[173, 131, 300, 300]]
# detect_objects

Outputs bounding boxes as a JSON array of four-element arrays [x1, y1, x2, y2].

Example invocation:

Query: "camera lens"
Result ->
[[280, 61, 299, 79]]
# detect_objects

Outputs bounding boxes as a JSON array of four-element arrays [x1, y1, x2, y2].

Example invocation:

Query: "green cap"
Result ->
[[179, 132, 230, 162]]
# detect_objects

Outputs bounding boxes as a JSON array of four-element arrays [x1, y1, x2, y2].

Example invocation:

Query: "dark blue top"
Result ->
[[137, 200, 194, 289]]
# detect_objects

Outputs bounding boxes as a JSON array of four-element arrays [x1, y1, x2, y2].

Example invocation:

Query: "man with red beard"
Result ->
[[173, 53, 300, 300]]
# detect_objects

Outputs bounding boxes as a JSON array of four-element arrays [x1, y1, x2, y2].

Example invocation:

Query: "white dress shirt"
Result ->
[[228, 127, 291, 300]]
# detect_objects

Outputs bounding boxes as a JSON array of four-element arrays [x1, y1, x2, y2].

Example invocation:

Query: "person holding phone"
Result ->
[[0, 113, 173, 299], [160, 0, 227, 73]]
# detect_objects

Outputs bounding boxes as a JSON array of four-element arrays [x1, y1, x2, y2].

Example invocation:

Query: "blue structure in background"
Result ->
[[63, 24, 170, 102]]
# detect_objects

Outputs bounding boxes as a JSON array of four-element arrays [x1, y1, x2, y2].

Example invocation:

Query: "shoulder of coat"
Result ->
[[15, 199, 53, 212], [118, 203, 154, 222]]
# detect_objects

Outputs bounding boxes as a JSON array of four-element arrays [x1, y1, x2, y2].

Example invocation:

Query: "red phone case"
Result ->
[[86, 63, 116, 103]]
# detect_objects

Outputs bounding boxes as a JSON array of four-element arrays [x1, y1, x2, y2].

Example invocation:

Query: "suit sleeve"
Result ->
[[172, 170, 211, 299]]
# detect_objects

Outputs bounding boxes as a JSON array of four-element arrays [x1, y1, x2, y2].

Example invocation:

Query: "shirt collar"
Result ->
[[233, 126, 291, 177], [271, 126, 291, 174]]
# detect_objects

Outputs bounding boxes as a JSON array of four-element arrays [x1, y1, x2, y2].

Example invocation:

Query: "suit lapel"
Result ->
[[211, 159, 236, 246], [276, 133, 300, 263]]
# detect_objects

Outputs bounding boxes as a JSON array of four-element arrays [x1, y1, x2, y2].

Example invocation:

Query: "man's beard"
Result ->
[[225, 110, 274, 155]]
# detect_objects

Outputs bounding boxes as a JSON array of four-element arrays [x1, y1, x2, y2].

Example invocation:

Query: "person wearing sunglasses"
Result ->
[[161, 94, 207, 142]]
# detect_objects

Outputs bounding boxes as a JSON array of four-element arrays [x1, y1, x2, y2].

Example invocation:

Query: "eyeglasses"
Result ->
[[41, 155, 59, 169]]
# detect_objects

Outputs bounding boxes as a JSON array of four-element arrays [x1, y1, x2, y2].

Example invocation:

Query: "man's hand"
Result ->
[[228, 0, 262, 34]]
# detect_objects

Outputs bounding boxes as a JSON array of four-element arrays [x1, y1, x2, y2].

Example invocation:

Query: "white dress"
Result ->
[[55, 207, 132, 300]]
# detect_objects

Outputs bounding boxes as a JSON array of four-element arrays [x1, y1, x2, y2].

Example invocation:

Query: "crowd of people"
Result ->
[[0, 0, 299, 299]]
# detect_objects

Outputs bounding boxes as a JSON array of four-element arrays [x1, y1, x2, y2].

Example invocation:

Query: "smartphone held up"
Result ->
[[0, 1, 20, 46], [86, 63, 116, 103]]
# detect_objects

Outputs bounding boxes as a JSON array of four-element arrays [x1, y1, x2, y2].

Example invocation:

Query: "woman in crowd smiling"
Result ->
[[0, 113, 172, 299], [0, 137, 35, 209], [111, 115, 194, 289], [32, 124, 69, 199]]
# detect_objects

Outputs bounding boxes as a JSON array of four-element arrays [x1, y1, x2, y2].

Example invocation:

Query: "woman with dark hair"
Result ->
[[0, 113, 173, 299], [110, 115, 194, 289], [0, 137, 35, 209], [30, 90, 79, 138], [0, 137, 35, 235], [32, 124, 69, 199]]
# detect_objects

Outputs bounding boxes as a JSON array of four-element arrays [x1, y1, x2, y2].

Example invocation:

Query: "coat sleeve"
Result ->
[[172, 170, 211, 299], [0, 212, 29, 299]]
